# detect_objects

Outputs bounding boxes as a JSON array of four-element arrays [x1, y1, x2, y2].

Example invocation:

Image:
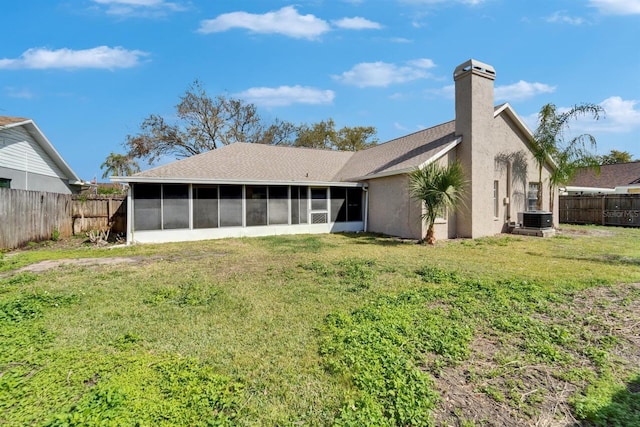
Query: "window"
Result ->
[[331, 187, 347, 222], [133, 184, 190, 231], [133, 184, 162, 230], [311, 188, 327, 210], [193, 185, 218, 229], [162, 184, 189, 229], [219, 185, 243, 227], [268, 186, 289, 225], [246, 186, 267, 226], [310, 187, 328, 224], [347, 188, 363, 222], [331, 187, 363, 223], [493, 180, 499, 218], [290, 186, 308, 224], [528, 182, 539, 211], [0, 178, 10, 188]]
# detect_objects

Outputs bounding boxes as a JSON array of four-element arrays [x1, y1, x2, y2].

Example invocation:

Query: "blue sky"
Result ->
[[2, 0, 639, 181]]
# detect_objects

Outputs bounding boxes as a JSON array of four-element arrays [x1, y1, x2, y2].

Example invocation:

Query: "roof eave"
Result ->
[[110, 176, 364, 187], [495, 103, 558, 170], [17, 120, 83, 183]]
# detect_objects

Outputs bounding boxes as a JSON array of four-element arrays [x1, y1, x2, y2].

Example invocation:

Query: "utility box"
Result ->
[[522, 211, 553, 229]]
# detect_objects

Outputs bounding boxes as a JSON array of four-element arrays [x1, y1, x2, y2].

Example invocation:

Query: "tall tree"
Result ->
[[101, 152, 140, 178], [598, 149, 635, 165], [125, 80, 296, 164], [531, 103, 604, 211], [409, 161, 466, 245], [335, 125, 378, 151], [294, 118, 378, 151]]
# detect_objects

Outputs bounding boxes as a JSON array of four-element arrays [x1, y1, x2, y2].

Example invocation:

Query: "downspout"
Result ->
[[506, 161, 512, 223], [126, 185, 133, 245], [363, 185, 369, 232]]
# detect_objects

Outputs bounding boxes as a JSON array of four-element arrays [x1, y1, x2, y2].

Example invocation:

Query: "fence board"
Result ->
[[0, 188, 72, 249], [0, 189, 127, 250], [72, 195, 126, 235], [559, 194, 640, 227]]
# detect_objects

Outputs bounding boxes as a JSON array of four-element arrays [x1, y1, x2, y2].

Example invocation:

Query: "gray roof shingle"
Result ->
[[128, 120, 459, 183], [569, 161, 640, 188]]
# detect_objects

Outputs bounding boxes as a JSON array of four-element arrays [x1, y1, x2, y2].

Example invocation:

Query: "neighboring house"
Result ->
[[0, 116, 83, 194], [113, 59, 556, 244], [565, 161, 640, 195]]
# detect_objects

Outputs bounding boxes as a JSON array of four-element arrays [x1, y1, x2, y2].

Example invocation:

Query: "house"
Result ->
[[0, 116, 83, 194], [565, 161, 640, 195], [113, 59, 557, 244]]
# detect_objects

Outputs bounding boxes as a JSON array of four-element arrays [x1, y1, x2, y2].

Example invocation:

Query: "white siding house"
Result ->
[[0, 116, 83, 194]]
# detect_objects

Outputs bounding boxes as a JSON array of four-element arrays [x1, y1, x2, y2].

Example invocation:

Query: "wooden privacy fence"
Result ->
[[72, 195, 126, 236], [0, 188, 72, 249], [559, 194, 640, 227], [0, 188, 127, 250]]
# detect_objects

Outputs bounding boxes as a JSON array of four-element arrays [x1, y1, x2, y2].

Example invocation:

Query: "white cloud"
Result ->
[[235, 85, 335, 107], [390, 37, 413, 43], [545, 11, 586, 25], [332, 17, 382, 30], [333, 59, 436, 88], [494, 80, 556, 101], [5, 87, 34, 99], [589, 0, 640, 15], [428, 84, 455, 99], [92, 0, 186, 16], [594, 96, 640, 132], [198, 6, 331, 40], [0, 46, 149, 70]]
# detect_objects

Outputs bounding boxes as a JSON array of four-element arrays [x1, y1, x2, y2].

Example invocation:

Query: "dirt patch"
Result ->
[[16, 257, 141, 273], [430, 283, 640, 427]]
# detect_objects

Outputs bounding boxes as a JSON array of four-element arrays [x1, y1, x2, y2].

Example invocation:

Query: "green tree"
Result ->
[[531, 103, 604, 211], [335, 125, 378, 151], [294, 119, 337, 149], [294, 118, 378, 151], [125, 80, 296, 164], [409, 161, 466, 245], [598, 149, 635, 165], [101, 152, 140, 178]]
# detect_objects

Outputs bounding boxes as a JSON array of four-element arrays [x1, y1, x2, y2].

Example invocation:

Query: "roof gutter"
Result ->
[[110, 176, 365, 187]]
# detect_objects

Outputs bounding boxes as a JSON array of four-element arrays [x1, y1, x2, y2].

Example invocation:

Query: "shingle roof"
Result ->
[[0, 116, 29, 126], [337, 121, 457, 180], [569, 162, 640, 188], [134, 143, 354, 183], [130, 121, 459, 183]]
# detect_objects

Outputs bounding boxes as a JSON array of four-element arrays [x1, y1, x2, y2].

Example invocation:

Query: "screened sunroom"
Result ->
[[126, 182, 366, 244]]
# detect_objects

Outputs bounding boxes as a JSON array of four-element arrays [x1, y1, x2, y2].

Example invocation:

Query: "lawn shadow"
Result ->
[[337, 232, 418, 247], [588, 374, 640, 426], [556, 254, 640, 267]]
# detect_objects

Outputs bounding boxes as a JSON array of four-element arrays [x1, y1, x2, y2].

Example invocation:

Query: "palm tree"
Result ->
[[531, 103, 604, 211], [101, 152, 140, 179], [409, 161, 466, 245], [101, 152, 140, 189]]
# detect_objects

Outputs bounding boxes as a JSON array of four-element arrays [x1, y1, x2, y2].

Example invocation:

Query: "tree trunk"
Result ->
[[536, 165, 543, 211], [426, 223, 436, 245]]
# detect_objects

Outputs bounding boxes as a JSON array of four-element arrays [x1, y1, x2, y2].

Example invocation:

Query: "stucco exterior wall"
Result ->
[[366, 174, 424, 240], [454, 60, 557, 238], [491, 114, 557, 229]]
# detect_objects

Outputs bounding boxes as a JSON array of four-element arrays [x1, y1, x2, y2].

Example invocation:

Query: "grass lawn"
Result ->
[[1, 225, 639, 426]]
